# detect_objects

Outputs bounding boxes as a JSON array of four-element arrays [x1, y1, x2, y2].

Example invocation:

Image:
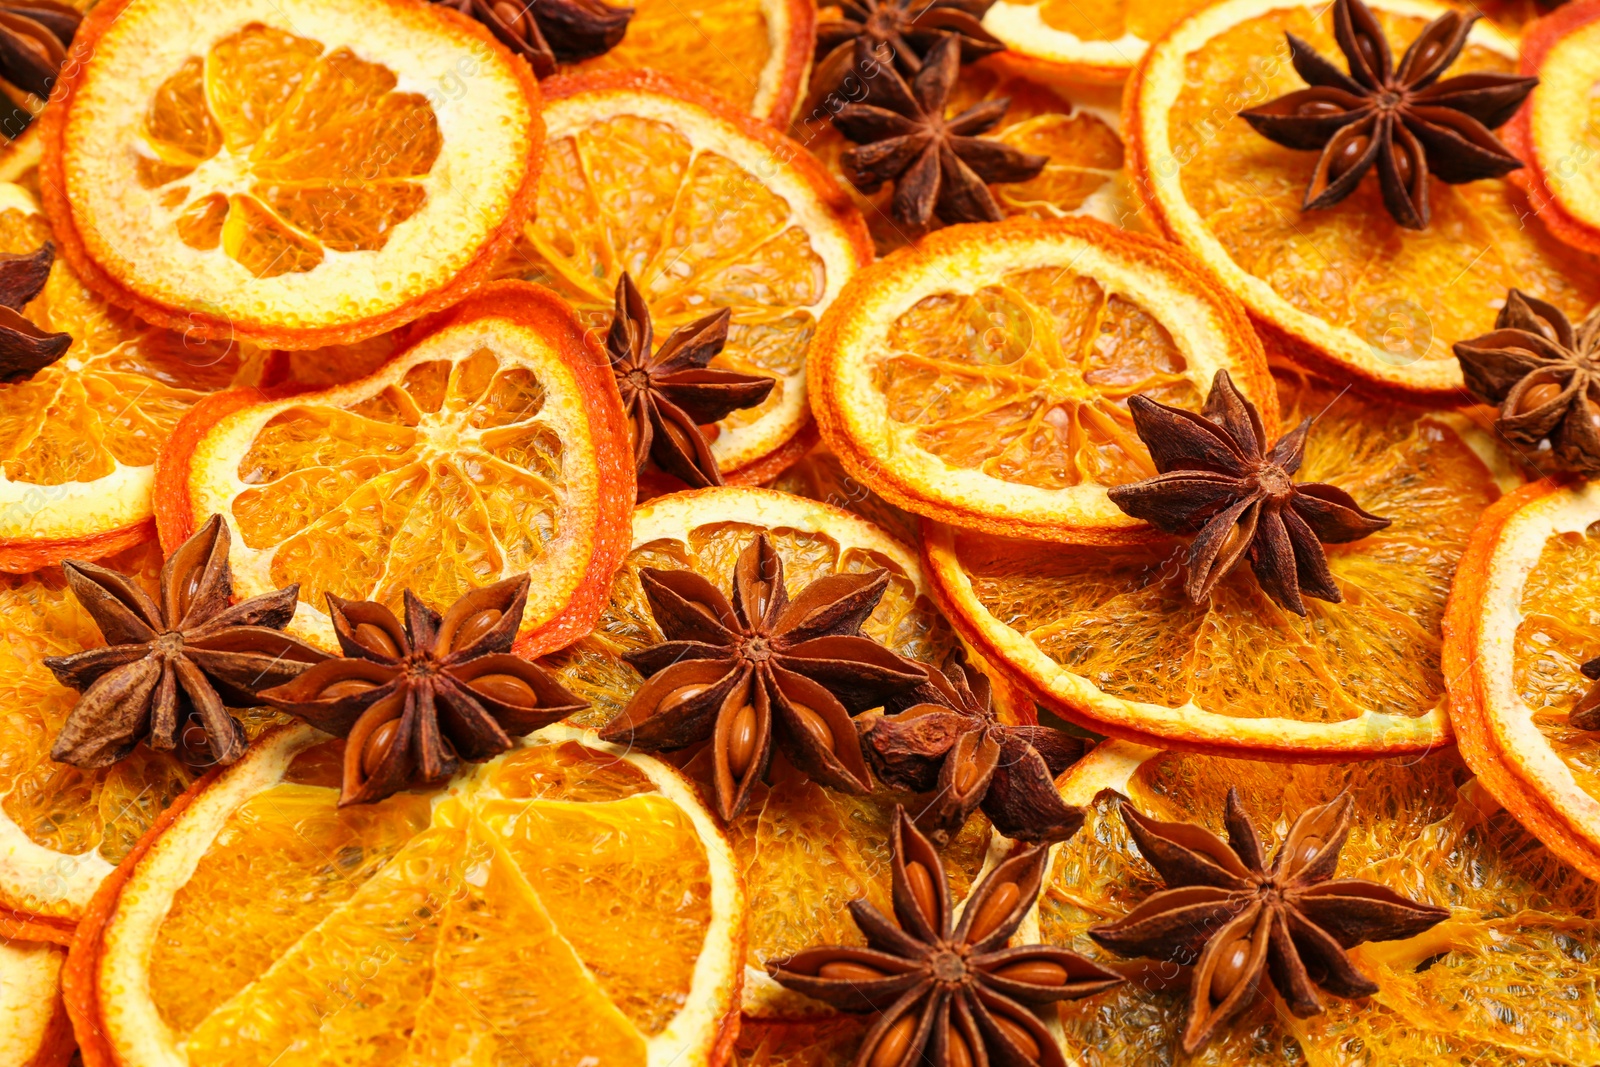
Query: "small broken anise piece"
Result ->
[[433, 0, 632, 78], [44, 515, 327, 769], [862, 651, 1085, 844], [259, 576, 586, 805], [0, 241, 69, 382], [769, 805, 1123, 1067], [1089, 788, 1450, 1054], [1106, 370, 1390, 616], [1571, 654, 1600, 731], [598, 533, 927, 820], [1453, 289, 1600, 475]]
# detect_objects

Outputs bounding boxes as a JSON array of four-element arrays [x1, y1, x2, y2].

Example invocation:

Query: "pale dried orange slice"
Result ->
[[1127, 0, 1600, 401], [164, 281, 635, 658], [504, 71, 871, 484], [926, 368, 1522, 758], [562, 0, 812, 124], [1504, 0, 1600, 256], [72, 722, 745, 1067], [1443, 477, 1600, 880], [1, 935, 73, 1067], [1042, 740, 1600, 1065], [980, 0, 1214, 83], [40, 0, 543, 350], [809, 216, 1276, 544]]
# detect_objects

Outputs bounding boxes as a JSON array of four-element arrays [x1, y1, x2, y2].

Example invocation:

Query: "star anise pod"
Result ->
[[44, 516, 328, 770], [0, 241, 69, 382], [606, 273, 775, 489], [808, 0, 1002, 111], [862, 652, 1086, 844], [433, 0, 632, 79], [833, 35, 1047, 233], [1239, 0, 1537, 229], [769, 805, 1123, 1067], [260, 576, 587, 805], [1089, 789, 1449, 1054], [0, 1, 79, 135], [1571, 655, 1600, 731], [1453, 290, 1600, 476], [598, 533, 927, 820], [1105, 370, 1391, 616]]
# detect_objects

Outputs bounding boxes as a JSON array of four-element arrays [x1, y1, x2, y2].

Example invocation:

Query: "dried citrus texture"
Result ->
[[1129, 0, 1600, 399], [90, 723, 744, 1067], [0, 184, 261, 571], [563, 0, 811, 124], [178, 282, 633, 656], [927, 369, 1517, 758], [506, 71, 870, 481], [980, 0, 1214, 82], [810, 217, 1276, 543], [0, 935, 72, 1067], [42, 0, 543, 349], [1043, 741, 1600, 1065]]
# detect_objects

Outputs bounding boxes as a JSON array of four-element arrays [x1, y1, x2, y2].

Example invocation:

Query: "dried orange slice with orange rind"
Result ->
[[507, 70, 871, 484], [164, 280, 634, 658], [924, 369, 1520, 758], [979, 0, 1214, 84], [1, 934, 73, 1067], [809, 216, 1277, 544], [1503, 0, 1600, 256], [1443, 476, 1600, 881], [1126, 0, 1600, 401], [72, 722, 745, 1067], [41, 0, 544, 351]]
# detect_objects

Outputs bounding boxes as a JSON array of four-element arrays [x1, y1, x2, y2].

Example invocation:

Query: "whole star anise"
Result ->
[[1453, 290, 1600, 475], [260, 576, 586, 805], [598, 534, 927, 820], [1239, 0, 1537, 230], [1571, 654, 1600, 731], [606, 273, 775, 489], [44, 516, 327, 769], [769, 806, 1123, 1067], [808, 0, 1002, 111], [0, 1, 80, 136], [1105, 370, 1391, 616], [1089, 788, 1449, 1054], [434, 0, 632, 78], [862, 652, 1086, 844], [833, 35, 1047, 233], [0, 241, 69, 382]]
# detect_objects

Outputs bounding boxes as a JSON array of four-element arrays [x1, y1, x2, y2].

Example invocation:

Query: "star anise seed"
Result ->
[[0, 241, 69, 381], [807, 0, 1002, 114], [433, 0, 631, 78], [1089, 788, 1450, 1055], [833, 35, 1047, 233], [1106, 370, 1391, 616], [44, 515, 328, 769], [863, 651, 1085, 844], [769, 805, 1123, 1067], [0, 1, 79, 139], [1453, 289, 1600, 475], [606, 272, 775, 489], [1571, 654, 1600, 731], [1239, 0, 1537, 229], [598, 533, 927, 821], [260, 576, 587, 805]]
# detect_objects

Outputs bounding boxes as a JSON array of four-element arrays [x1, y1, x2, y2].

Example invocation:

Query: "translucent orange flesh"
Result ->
[[140, 23, 440, 278], [1034, 0, 1213, 43], [963, 371, 1500, 722], [1168, 9, 1600, 359]]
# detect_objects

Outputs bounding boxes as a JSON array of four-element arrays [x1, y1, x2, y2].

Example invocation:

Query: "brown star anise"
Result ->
[[0, 241, 69, 382], [1571, 654, 1600, 731], [0, 1, 79, 136], [769, 805, 1123, 1067], [433, 0, 632, 78], [260, 576, 586, 805], [833, 35, 1047, 233], [1105, 370, 1391, 616], [44, 516, 327, 770], [1089, 789, 1450, 1055], [606, 273, 775, 489], [1453, 290, 1600, 475], [862, 652, 1086, 844], [1239, 0, 1537, 230], [598, 534, 926, 820], [808, 0, 1002, 111]]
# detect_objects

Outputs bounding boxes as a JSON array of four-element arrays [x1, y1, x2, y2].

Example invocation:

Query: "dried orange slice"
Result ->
[[1127, 0, 1600, 401], [40, 0, 543, 350], [926, 368, 1521, 758], [73, 722, 744, 1067], [504, 71, 871, 484], [1042, 740, 1600, 1065], [1, 935, 73, 1067], [562, 0, 812, 124], [1443, 477, 1600, 880], [809, 216, 1276, 544], [163, 281, 634, 657], [1504, 0, 1600, 256], [980, 0, 1214, 83]]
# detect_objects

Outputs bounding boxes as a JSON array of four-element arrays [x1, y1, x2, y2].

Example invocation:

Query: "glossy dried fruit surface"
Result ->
[[980, 0, 1214, 81]]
